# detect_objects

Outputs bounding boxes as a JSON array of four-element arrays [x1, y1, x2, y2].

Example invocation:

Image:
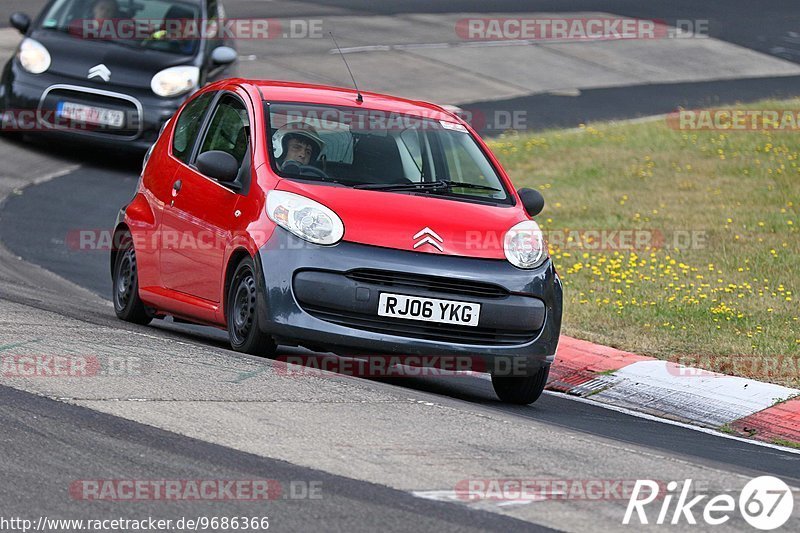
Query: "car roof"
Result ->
[[241, 80, 459, 122]]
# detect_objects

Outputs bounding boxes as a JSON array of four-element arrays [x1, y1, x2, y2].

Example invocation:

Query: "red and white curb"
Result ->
[[548, 336, 800, 446]]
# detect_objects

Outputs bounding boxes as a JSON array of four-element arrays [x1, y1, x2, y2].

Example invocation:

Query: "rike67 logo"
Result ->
[[624, 476, 795, 529]]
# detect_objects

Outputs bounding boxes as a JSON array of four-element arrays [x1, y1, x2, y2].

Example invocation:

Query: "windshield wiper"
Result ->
[[283, 172, 345, 186], [353, 180, 499, 192], [441, 181, 500, 191], [353, 181, 447, 191]]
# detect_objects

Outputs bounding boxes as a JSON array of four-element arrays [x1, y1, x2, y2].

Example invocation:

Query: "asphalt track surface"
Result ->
[[0, 384, 556, 532], [7, 0, 800, 58], [5, 0, 800, 131], [3, 1, 800, 531], [1, 149, 799, 482]]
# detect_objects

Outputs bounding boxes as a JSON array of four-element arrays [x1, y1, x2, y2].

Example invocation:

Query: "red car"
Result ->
[[111, 78, 562, 404]]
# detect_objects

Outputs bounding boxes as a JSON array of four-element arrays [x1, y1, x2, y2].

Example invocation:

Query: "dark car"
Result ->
[[0, 0, 237, 151]]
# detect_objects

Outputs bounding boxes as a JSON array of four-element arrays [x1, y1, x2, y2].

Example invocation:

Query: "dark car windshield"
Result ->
[[39, 0, 203, 56], [267, 103, 512, 205]]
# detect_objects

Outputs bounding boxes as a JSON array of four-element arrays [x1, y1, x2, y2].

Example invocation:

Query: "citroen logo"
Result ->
[[413, 227, 443, 251], [88, 64, 111, 82]]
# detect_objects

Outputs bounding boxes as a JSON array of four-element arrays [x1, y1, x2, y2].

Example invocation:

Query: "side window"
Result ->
[[399, 128, 424, 181], [441, 133, 491, 186], [172, 92, 214, 163], [205, 0, 223, 39], [431, 133, 505, 200], [198, 95, 250, 169], [208, 0, 221, 18]]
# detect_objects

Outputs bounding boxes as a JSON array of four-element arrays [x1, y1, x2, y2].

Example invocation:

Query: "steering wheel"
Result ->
[[281, 161, 332, 181]]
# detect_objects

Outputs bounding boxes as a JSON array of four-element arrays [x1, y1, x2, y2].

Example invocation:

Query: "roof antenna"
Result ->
[[329, 32, 363, 103]]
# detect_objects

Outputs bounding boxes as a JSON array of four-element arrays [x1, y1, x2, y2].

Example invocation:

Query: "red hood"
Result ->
[[277, 180, 526, 259]]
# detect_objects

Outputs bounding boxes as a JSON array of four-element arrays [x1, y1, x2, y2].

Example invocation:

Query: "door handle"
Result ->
[[170, 180, 182, 206]]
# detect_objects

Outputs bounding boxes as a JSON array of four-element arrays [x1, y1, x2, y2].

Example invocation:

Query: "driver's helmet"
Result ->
[[272, 121, 325, 163]]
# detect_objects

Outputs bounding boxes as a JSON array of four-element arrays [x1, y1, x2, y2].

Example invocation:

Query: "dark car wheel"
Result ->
[[491, 365, 550, 405], [0, 105, 21, 141], [227, 256, 277, 357], [112, 232, 152, 325]]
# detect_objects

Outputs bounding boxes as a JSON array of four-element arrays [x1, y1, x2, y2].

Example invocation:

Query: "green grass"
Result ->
[[772, 438, 800, 449], [487, 99, 800, 387]]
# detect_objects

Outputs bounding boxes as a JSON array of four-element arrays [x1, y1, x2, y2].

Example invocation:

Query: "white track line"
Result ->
[[30, 165, 81, 186], [430, 371, 800, 453], [543, 390, 800, 455]]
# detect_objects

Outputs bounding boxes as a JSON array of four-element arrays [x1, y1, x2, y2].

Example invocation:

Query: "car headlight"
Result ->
[[504, 220, 547, 269], [150, 66, 199, 97], [17, 38, 51, 74], [267, 190, 344, 245]]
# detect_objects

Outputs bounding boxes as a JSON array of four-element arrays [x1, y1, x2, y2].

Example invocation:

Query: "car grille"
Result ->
[[302, 305, 535, 346], [39, 85, 142, 139], [345, 269, 509, 299], [300, 269, 535, 346]]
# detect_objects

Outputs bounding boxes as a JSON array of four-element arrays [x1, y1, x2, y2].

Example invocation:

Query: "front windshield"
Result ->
[[268, 103, 511, 204], [40, 0, 203, 56]]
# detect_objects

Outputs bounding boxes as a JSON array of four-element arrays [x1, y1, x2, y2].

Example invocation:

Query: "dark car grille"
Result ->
[[302, 305, 535, 346], [39, 86, 142, 139], [345, 269, 509, 299], [299, 269, 535, 346]]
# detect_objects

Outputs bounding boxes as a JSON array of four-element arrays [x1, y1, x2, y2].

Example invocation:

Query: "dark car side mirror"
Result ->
[[211, 46, 237, 65], [10, 13, 31, 35], [196, 151, 239, 184], [518, 188, 545, 217]]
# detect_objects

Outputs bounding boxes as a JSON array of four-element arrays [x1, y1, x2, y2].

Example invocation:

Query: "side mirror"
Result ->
[[518, 188, 545, 217], [196, 150, 239, 183], [211, 46, 237, 65], [9, 13, 31, 35]]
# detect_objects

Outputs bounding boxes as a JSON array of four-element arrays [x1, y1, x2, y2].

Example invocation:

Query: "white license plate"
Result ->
[[58, 101, 125, 128], [378, 293, 481, 327]]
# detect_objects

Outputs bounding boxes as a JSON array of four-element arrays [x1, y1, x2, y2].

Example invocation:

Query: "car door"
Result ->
[[146, 90, 215, 285], [159, 92, 251, 305]]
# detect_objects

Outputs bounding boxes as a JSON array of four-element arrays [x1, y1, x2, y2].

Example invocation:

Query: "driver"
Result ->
[[272, 122, 325, 170], [92, 0, 119, 19]]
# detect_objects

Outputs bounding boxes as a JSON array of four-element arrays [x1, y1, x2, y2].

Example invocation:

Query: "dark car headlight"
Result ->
[[18, 38, 51, 74], [150, 66, 199, 97]]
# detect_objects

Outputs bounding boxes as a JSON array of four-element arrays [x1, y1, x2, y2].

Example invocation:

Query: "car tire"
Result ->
[[227, 256, 277, 357], [0, 128, 20, 141], [491, 365, 550, 405], [0, 110, 22, 141], [112, 232, 152, 325]]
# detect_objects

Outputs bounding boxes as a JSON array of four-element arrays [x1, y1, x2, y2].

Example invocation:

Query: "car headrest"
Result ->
[[163, 5, 196, 24], [353, 135, 404, 182]]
